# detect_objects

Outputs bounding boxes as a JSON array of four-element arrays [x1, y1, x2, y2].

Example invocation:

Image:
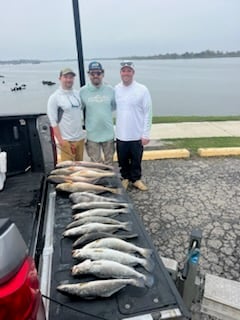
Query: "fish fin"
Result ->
[[64, 179, 73, 183], [121, 233, 138, 239]]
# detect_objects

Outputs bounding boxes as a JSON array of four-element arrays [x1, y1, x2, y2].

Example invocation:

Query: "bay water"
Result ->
[[0, 58, 239, 116]]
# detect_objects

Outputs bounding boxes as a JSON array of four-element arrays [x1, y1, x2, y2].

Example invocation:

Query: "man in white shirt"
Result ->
[[115, 61, 152, 191], [47, 68, 85, 161]]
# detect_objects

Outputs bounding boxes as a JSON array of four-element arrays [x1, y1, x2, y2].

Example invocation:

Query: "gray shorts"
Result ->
[[85, 139, 115, 165]]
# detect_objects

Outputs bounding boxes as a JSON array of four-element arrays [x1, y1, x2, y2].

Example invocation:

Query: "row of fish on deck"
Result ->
[[47, 160, 155, 299]]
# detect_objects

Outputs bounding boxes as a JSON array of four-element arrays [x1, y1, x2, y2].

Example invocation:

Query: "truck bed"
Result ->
[[0, 171, 45, 253], [48, 177, 189, 320]]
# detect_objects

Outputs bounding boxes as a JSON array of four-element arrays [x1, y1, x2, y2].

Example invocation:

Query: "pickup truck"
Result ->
[[0, 113, 189, 319]]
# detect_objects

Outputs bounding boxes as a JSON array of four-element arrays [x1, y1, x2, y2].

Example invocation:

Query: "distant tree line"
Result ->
[[1, 50, 240, 65], [0, 59, 41, 65], [119, 50, 240, 60]]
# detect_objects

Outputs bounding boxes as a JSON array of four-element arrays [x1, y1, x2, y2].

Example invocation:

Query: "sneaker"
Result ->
[[122, 179, 129, 190], [133, 180, 148, 191]]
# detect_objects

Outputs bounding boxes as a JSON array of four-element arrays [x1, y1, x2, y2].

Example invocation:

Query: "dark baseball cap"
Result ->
[[88, 61, 104, 72]]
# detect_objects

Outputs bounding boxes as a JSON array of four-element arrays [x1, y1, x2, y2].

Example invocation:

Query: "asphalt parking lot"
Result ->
[[127, 157, 240, 319]]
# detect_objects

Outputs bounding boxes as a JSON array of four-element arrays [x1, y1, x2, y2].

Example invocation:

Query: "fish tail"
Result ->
[[140, 248, 153, 259], [144, 274, 154, 288], [122, 221, 132, 232], [142, 257, 155, 272], [132, 278, 145, 288], [119, 208, 129, 214], [108, 187, 122, 194]]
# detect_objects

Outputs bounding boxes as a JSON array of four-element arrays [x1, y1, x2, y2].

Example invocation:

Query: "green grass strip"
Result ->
[[162, 137, 240, 154], [152, 116, 240, 123]]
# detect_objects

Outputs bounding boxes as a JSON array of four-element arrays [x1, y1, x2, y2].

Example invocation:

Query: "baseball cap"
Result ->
[[88, 61, 104, 72], [120, 60, 135, 71], [59, 68, 76, 77]]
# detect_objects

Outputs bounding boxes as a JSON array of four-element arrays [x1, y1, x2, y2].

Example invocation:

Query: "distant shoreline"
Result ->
[[1, 50, 240, 65]]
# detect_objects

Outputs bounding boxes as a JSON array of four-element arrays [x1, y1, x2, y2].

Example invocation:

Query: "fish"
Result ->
[[47, 175, 98, 185], [70, 169, 115, 178], [50, 167, 79, 175], [56, 160, 114, 171], [57, 278, 144, 299], [72, 248, 154, 272], [72, 259, 154, 288], [56, 182, 121, 194], [73, 232, 138, 248], [72, 201, 128, 211], [51, 167, 116, 178], [63, 222, 132, 238], [66, 216, 130, 229], [73, 208, 128, 220], [69, 192, 121, 204], [83, 238, 153, 259]]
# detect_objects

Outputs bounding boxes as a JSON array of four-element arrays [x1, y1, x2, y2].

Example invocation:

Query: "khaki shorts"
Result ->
[[60, 139, 84, 162]]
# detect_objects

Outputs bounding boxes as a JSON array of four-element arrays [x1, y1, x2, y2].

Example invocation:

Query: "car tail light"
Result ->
[[50, 126, 57, 166], [0, 256, 44, 320]]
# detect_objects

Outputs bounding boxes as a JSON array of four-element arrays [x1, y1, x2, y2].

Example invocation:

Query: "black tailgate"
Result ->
[[49, 177, 189, 319]]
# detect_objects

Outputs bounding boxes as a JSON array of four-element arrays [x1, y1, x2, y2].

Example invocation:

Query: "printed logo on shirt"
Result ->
[[88, 95, 109, 103]]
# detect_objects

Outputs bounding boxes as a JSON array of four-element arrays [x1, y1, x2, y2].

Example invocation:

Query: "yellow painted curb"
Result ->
[[198, 147, 240, 157], [114, 149, 190, 161]]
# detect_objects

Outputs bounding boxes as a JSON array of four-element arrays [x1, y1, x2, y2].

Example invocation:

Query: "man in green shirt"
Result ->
[[80, 61, 116, 165]]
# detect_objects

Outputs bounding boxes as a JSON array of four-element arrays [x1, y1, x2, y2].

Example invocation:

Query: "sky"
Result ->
[[1, 0, 240, 60]]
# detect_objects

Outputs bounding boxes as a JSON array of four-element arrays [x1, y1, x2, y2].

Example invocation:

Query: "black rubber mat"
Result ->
[[49, 177, 190, 319], [0, 171, 43, 249]]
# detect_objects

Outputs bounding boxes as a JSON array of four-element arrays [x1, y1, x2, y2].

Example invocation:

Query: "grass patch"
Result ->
[[152, 115, 240, 123], [162, 137, 240, 155]]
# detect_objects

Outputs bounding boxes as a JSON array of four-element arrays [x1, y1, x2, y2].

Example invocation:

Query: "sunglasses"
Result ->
[[89, 71, 103, 76], [120, 61, 134, 67]]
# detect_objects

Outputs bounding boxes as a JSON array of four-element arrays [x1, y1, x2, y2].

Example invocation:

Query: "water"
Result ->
[[0, 58, 240, 116]]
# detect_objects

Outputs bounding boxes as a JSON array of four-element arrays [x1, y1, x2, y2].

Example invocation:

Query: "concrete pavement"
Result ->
[[129, 158, 240, 320], [150, 121, 240, 140]]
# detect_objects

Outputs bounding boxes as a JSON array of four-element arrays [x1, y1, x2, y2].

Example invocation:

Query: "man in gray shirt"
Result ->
[[47, 68, 85, 161]]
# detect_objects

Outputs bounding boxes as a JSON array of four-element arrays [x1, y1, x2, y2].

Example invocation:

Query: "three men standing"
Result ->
[[47, 61, 152, 191]]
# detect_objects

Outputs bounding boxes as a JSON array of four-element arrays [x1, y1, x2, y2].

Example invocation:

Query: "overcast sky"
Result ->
[[1, 0, 240, 60]]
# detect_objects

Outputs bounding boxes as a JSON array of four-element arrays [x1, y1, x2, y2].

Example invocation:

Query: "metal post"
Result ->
[[72, 0, 85, 87], [177, 229, 203, 309]]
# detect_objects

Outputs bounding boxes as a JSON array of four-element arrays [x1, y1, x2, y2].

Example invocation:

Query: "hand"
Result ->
[[59, 138, 66, 147], [141, 138, 150, 146], [70, 143, 76, 154]]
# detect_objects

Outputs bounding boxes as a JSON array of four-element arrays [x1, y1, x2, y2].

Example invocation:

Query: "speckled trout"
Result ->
[[72, 259, 154, 288], [56, 182, 121, 194], [57, 278, 144, 299]]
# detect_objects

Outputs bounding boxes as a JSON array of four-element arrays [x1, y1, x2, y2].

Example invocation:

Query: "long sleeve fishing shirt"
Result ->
[[115, 80, 152, 141], [80, 83, 116, 143], [47, 87, 85, 141]]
